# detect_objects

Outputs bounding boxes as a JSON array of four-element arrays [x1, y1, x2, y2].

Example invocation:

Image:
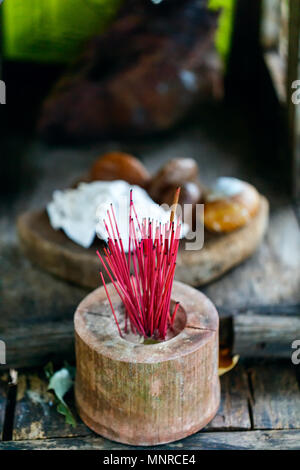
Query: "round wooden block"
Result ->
[[17, 196, 269, 288], [74, 280, 220, 446]]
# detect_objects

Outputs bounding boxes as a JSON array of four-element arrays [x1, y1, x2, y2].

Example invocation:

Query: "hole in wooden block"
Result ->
[[122, 301, 187, 344]]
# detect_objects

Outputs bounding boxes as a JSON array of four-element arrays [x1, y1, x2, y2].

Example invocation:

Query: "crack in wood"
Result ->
[[186, 324, 217, 332], [246, 368, 255, 431], [77, 309, 111, 318]]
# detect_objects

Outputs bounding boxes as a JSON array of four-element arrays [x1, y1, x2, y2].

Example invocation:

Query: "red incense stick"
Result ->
[[97, 188, 181, 340]]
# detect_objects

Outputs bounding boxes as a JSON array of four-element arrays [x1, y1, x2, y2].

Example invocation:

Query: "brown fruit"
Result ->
[[90, 151, 150, 187], [204, 178, 260, 233], [148, 158, 198, 202]]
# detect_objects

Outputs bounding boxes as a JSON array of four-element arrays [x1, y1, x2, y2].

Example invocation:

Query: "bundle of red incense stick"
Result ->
[[97, 189, 181, 340]]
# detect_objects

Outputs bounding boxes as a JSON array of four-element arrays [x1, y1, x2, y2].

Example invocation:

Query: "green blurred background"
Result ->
[[2, 0, 234, 64]]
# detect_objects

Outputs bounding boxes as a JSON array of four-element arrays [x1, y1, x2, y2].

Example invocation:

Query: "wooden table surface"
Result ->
[[0, 360, 300, 450], [0, 105, 300, 449]]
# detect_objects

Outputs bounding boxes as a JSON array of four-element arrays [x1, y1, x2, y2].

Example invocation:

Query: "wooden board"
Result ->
[[206, 364, 251, 431], [203, 203, 300, 307], [233, 312, 300, 357], [1, 430, 300, 450], [250, 363, 300, 430], [17, 196, 269, 289], [8, 364, 250, 442], [13, 372, 91, 441], [0, 245, 87, 369], [2, 362, 300, 449]]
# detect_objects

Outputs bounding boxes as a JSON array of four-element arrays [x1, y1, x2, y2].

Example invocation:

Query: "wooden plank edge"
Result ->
[[233, 313, 300, 358], [0, 430, 300, 450], [2, 305, 300, 370]]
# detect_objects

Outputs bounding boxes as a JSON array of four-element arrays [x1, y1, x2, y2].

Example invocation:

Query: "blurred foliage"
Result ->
[[2, 0, 122, 63], [208, 0, 236, 64], [2, 0, 235, 65]]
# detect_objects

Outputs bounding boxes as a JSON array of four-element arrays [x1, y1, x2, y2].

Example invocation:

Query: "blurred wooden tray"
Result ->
[[17, 196, 269, 288]]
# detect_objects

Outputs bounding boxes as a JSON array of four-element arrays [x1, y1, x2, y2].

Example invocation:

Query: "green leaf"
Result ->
[[47, 367, 77, 428], [48, 368, 73, 403], [57, 401, 77, 428]]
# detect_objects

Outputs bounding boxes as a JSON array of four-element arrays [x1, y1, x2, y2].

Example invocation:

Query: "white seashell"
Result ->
[[47, 180, 188, 250]]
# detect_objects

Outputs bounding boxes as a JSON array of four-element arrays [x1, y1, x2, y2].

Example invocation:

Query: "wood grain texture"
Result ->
[[8, 362, 251, 442], [250, 363, 300, 430], [0, 244, 88, 369], [12, 372, 92, 441], [203, 204, 300, 307], [1, 430, 300, 450], [206, 365, 251, 431], [75, 281, 220, 446], [17, 196, 268, 289], [4, 321, 75, 370], [3, 304, 299, 371], [233, 312, 300, 357]]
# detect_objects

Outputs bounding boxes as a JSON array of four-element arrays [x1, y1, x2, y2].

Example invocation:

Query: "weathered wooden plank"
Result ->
[[206, 365, 251, 430], [0, 244, 87, 369], [233, 312, 300, 357], [1, 430, 300, 450], [11, 366, 250, 442], [0, 373, 8, 438], [3, 321, 75, 370], [4, 306, 299, 371], [220, 304, 300, 317], [13, 372, 91, 440], [250, 363, 300, 430], [203, 204, 300, 307]]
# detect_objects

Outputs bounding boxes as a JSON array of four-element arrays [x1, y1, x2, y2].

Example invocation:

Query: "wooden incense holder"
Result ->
[[17, 195, 268, 288], [74, 280, 220, 446]]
